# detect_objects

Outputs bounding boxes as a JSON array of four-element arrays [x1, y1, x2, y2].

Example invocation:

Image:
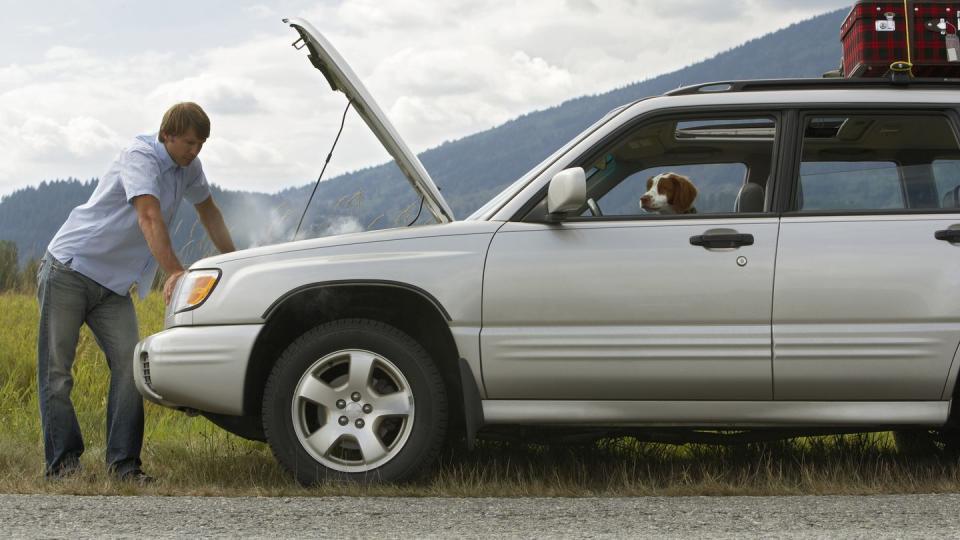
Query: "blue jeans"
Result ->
[[36, 253, 143, 477]]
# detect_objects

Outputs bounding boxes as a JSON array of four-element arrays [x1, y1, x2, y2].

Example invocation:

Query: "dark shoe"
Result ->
[[117, 468, 155, 485], [45, 463, 82, 481]]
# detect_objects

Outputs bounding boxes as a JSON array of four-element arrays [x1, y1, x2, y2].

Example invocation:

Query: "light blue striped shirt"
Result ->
[[48, 133, 211, 299]]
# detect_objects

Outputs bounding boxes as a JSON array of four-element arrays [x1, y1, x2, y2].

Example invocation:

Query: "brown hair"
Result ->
[[158, 102, 210, 142], [663, 173, 698, 212]]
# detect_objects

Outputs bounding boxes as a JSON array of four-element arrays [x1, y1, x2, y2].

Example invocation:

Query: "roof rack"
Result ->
[[665, 78, 960, 96]]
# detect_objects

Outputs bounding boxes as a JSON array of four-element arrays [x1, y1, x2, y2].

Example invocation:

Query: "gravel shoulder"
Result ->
[[2, 493, 959, 539]]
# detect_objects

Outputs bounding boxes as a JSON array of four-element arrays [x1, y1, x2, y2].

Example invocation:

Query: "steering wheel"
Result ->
[[586, 198, 603, 217]]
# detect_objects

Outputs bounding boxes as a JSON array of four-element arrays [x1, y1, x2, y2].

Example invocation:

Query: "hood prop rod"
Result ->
[[293, 99, 353, 241]]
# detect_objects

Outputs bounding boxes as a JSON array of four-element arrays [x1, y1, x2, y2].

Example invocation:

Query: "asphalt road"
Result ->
[[2, 493, 958, 538]]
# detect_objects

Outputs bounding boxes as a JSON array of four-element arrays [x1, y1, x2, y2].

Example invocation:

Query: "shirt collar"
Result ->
[[151, 133, 180, 173]]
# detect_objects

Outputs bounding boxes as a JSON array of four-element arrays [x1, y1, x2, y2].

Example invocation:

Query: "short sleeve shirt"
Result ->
[[48, 133, 211, 298]]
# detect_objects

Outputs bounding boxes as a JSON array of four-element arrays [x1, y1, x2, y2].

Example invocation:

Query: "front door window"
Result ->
[[568, 115, 777, 219]]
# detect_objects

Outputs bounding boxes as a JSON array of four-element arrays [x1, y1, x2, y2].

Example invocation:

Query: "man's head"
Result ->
[[159, 102, 210, 167]]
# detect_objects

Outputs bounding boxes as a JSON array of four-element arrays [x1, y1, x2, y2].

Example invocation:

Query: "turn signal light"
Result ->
[[174, 270, 221, 313]]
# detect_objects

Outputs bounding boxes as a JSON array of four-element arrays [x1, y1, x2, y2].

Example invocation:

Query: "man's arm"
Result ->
[[132, 195, 185, 304], [194, 196, 236, 254]]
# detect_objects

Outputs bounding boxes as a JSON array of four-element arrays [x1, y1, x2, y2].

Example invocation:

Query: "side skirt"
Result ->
[[481, 400, 951, 427]]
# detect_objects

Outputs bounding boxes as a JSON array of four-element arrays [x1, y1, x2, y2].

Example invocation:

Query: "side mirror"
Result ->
[[546, 167, 586, 221]]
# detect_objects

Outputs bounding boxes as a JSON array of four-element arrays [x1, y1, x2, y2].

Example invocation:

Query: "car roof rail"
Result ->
[[665, 78, 960, 96]]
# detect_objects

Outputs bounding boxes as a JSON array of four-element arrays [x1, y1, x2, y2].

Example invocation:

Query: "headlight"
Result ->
[[173, 269, 221, 313]]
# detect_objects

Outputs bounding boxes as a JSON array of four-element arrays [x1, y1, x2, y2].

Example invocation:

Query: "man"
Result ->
[[37, 102, 236, 482]]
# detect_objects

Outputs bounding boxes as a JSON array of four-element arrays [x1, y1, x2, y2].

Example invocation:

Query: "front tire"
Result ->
[[263, 319, 447, 484]]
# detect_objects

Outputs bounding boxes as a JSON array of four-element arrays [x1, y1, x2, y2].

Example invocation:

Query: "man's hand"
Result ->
[[163, 270, 185, 305]]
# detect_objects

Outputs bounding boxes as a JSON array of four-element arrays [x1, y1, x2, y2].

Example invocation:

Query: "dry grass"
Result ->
[[2, 292, 959, 497]]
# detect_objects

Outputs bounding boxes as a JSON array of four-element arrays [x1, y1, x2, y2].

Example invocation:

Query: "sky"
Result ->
[[0, 0, 852, 197]]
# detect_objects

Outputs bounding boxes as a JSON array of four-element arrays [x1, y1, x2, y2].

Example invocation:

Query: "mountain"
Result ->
[[0, 8, 846, 266]]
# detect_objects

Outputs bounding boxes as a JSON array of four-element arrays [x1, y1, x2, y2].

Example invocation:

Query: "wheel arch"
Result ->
[[243, 281, 466, 434]]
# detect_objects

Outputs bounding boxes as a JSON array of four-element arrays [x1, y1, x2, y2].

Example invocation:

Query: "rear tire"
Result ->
[[263, 319, 447, 484], [893, 429, 960, 458]]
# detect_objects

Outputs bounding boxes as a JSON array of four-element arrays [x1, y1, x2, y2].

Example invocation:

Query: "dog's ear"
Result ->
[[668, 174, 698, 212]]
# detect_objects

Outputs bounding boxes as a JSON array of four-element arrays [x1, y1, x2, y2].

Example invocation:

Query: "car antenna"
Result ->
[[293, 99, 353, 241]]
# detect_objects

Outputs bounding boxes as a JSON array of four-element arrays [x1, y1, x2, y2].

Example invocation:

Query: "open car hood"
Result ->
[[284, 18, 455, 223]]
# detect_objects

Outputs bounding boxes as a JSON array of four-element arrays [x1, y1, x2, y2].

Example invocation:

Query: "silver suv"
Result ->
[[134, 18, 960, 484]]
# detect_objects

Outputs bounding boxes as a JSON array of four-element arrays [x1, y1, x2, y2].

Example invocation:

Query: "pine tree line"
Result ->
[[0, 240, 40, 294]]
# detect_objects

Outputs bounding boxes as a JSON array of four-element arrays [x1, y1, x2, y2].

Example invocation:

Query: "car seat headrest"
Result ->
[[943, 185, 960, 209], [735, 182, 765, 213]]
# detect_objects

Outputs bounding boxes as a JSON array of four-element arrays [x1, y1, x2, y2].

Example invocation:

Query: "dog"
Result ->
[[639, 172, 698, 214]]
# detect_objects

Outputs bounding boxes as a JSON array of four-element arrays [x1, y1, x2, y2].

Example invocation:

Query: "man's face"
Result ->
[[162, 129, 205, 167]]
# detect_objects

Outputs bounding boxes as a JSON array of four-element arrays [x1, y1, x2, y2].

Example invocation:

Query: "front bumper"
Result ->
[[134, 324, 263, 415]]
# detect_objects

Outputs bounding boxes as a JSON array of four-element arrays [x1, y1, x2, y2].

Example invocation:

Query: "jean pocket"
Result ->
[[48, 256, 73, 273]]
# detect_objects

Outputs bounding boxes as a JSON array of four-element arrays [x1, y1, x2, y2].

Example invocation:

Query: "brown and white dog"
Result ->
[[639, 172, 698, 214]]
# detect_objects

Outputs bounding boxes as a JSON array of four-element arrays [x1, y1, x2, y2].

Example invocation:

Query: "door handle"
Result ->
[[935, 229, 960, 243], [689, 233, 754, 249]]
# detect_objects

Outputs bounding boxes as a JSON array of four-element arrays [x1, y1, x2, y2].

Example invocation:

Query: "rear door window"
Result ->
[[798, 161, 903, 211], [794, 114, 960, 213]]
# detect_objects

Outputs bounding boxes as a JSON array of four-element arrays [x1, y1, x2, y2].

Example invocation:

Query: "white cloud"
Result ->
[[505, 51, 574, 102], [244, 4, 275, 19], [0, 64, 31, 89], [62, 117, 125, 157], [44, 46, 86, 61], [11, 115, 120, 158], [24, 24, 54, 35], [17, 117, 61, 156], [201, 136, 302, 186], [149, 75, 264, 115], [334, 0, 443, 33], [566, 0, 600, 14], [374, 48, 486, 96]]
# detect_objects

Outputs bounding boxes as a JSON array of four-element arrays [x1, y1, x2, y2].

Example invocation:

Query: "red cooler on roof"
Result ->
[[842, 1, 960, 77]]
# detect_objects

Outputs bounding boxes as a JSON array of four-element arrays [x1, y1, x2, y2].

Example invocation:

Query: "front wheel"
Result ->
[[263, 319, 448, 484]]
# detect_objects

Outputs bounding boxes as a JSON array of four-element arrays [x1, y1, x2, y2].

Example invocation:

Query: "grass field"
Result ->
[[1, 291, 959, 496]]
